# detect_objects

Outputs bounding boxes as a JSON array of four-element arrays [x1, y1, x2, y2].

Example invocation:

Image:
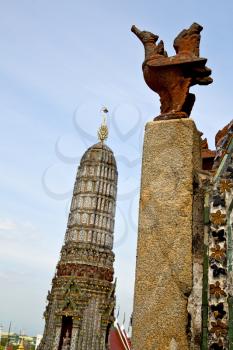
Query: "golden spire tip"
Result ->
[[98, 107, 109, 143]]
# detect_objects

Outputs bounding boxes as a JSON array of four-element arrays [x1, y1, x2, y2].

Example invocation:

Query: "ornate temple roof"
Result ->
[[80, 142, 117, 167], [109, 321, 132, 350]]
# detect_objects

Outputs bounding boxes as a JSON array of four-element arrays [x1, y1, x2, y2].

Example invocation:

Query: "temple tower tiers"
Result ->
[[39, 141, 118, 350]]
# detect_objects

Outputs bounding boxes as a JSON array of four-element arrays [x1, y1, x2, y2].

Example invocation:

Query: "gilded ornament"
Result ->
[[98, 107, 109, 143], [209, 281, 227, 299], [210, 244, 226, 262], [219, 179, 233, 193], [210, 210, 226, 225]]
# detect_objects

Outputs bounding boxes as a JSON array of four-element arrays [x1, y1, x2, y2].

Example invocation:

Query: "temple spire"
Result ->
[[38, 134, 118, 350], [98, 107, 109, 143]]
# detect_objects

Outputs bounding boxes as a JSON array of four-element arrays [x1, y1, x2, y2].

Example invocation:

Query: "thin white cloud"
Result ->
[[0, 217, 58, 271], [0, 218, 39, 239], [0, 218, 17, 231]]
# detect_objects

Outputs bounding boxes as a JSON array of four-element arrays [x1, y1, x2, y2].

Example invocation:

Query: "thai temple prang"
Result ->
[[39, 110, 118, 350]]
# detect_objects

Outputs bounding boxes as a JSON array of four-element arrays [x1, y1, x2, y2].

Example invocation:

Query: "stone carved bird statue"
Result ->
[[131, 23, 213, 120]]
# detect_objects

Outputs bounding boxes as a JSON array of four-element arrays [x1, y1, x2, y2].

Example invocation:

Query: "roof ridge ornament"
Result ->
[[98, 107, 109, 143]]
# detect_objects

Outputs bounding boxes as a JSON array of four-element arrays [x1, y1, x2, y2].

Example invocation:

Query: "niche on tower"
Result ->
[[58, 315, 73, 350]]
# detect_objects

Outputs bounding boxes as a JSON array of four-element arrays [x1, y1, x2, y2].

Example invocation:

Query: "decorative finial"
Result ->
[[98, 107, 109, 143], [17, 339, 25, 350]]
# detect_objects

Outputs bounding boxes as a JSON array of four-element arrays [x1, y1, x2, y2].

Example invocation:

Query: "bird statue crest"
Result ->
[[131, 23, 213, 120]]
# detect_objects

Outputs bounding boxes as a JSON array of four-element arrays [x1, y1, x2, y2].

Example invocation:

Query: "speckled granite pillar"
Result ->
[[132, 118, 202, 350]]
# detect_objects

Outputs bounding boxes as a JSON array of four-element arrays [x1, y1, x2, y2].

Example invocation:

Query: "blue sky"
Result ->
[[0, 0, 233, 336]]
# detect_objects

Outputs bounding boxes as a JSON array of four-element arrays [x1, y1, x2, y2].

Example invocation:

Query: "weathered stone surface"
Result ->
[[132, 118, 201, 350]]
